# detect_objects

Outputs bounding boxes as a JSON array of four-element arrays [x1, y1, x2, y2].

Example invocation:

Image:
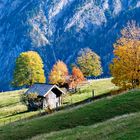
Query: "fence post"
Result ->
[[92, 89, 95, 98], [10, 118, 11, 124], [38, 109, 41, 116], [24, 114, 26, 121]]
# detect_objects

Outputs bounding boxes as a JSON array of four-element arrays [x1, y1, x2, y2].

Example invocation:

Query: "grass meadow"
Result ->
[[0, 89, 139, 140], [31, 112, 140, 140], [0, 78, 117, 126]]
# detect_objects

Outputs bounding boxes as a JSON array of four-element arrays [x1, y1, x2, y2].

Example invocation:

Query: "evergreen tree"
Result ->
[[13, 51, 46, 87], [77, 48, 102, 77]]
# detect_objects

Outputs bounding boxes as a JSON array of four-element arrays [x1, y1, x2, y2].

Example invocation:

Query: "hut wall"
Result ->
[[45, 91, 61, 109]]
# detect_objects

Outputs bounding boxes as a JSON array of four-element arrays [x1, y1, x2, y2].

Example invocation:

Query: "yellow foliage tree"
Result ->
[[77, 48, 102, 77], [110, 22, 140, 89], [13, 51, 46, 87], [49, 60, 68, 86]]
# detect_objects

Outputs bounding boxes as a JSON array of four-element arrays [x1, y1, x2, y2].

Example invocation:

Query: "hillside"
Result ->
[[30, 112, 140, 140], [0, 0, 140, 90], [0, 89, 42, 125], [0, 89, 140, 140], [0, 78, 117, 126]]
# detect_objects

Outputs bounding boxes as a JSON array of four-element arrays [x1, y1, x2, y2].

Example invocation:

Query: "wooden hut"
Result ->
[[25, 84, 65, 110]]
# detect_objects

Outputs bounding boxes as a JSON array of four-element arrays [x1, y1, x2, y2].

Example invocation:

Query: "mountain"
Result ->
[[0, 0, 140, 91]]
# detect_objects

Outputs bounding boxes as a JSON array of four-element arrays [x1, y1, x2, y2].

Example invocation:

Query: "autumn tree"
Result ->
[[110, 21, 140, 89], [49, 60, 68, 86], [77, 48, 102, 77], [69, 66, 85, 89], [121, 21, 140, 40], [13, 51, 46, 87]]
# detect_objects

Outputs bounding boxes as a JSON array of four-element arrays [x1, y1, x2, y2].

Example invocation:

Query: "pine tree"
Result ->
[[12, 51, 46, 87], [77, 48, 102, 77], [49, 60, 68, 86]]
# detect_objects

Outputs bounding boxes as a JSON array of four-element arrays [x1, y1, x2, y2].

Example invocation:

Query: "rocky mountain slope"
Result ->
[[0, 0, 140, 91]]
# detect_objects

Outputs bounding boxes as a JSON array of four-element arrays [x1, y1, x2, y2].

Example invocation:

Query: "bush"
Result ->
[[21, 93, 43, 111]]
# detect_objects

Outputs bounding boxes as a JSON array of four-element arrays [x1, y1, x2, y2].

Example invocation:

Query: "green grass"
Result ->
[[0, 103, 27, 118], [0, 110, 43, 126], [30, 112, 140, 140], [0, 89, 27, 119], [0, 90, 139, 140], [0, 89, 29, 125], [0, 89, 45, 126], [63, 78, 117, 104], [0, 90, 25, 107]]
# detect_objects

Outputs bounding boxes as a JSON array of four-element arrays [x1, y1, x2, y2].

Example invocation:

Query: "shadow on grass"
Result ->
[[3, 110, 29, 119], [57, 92, 112, 111]]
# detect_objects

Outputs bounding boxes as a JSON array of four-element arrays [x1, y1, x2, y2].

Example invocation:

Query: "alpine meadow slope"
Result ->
[[0, 0, 140, 90], [0, 89, 140, 140]]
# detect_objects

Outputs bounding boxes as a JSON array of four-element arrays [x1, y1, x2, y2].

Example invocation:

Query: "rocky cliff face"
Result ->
[[0, 0, 140, 91]]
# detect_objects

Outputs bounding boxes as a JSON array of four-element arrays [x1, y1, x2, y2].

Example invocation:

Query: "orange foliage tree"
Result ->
[[49, 60, 68, 86], [69, 67, 85, 89], [110, 21, 140, 89]]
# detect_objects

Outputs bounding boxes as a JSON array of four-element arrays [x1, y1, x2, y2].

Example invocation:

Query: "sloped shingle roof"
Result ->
[[25, 84, 61, 97]]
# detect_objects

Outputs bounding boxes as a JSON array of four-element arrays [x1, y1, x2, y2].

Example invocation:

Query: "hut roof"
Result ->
[[25, 84, 65, 97]]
